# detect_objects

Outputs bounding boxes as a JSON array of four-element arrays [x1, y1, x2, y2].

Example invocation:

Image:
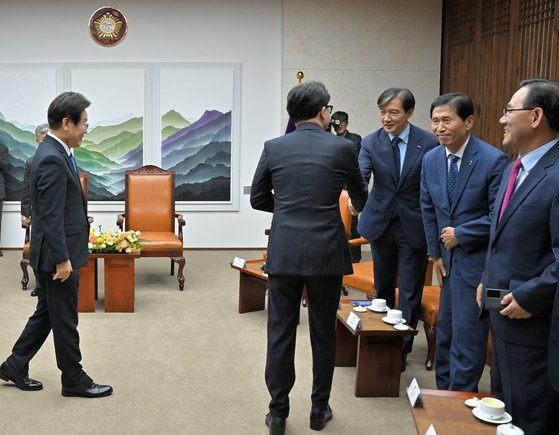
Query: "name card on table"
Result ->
[[425, 424, 437, 435], [406, 377, 424, 408], [346, 312, 362, 331], [232, 257, 246, 268]]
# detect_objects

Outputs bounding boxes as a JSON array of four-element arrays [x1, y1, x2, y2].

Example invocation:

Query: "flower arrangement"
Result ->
[[88, 228, 144, 253]]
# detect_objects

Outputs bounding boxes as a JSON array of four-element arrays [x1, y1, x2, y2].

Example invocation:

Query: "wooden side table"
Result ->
[[230, 259, 268, 313]]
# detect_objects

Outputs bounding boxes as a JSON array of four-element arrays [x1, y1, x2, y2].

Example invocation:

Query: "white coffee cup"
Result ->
[[480, 397, 505, 419], [497, 423, 524, 435], [372, 298, 387, 310], [386, 309, 402, 322]]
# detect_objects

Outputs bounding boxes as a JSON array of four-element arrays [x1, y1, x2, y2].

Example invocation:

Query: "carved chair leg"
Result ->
[[172, 256, 186, 291], [20, 259, 30, 290], [170, 259, 175, 276], [423, 321, 437, 371]]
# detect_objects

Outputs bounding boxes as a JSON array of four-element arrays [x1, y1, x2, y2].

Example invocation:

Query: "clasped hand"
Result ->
[[440, 226, 458, 250], [53, 260, 73, 282]]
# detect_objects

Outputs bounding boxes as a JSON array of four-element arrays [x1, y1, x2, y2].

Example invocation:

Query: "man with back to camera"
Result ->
[[251, 81, 367, 434], [331, 110, 363, 263], [21, 123, 49, 297], [477, 79, 559, 433], [356, 88, 438, 370], [420, 93, 508, 392], [0, 92, 112, 398]]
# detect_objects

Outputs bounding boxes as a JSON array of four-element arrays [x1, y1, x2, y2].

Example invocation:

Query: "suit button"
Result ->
[[491, 248, 497, 254]]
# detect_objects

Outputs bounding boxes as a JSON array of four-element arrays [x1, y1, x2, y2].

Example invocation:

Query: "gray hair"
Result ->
[[35, 123, 49, 138]]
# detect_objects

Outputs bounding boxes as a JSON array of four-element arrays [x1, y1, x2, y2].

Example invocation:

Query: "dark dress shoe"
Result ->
[[62, 381, 113, 398], [310, 405, 333, 431], [0, 361, 43, 391], [265, 412, 286, 435], [0, 250, 3, 257], [30, 289, 38, 297]]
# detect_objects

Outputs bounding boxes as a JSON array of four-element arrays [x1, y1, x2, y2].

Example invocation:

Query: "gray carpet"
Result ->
[[0, 249, 490, 434]]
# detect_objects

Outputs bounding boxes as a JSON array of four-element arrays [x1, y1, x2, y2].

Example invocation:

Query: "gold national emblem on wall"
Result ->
[[89, 6, 128, 47]]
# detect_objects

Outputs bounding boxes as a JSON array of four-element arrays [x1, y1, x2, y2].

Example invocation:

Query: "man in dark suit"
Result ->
[[357, 88, 438, 368], [0, 139, 8, 257], [21, 123, 49, 297], [251, 81, 367, 434], [0, 92, 112, 398], [477, 79, 559, 433], [421, 93, 508, 392], [551, 280, 559, 394], [332, 110, 363, 263]]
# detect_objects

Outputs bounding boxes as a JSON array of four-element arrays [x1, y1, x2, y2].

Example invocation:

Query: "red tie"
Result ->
[[499, 158, 523, 222]]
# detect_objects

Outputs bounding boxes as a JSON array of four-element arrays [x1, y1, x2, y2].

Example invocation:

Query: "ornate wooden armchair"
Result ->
[[117, 165, 186, 291], [21, 172, 90, 289]]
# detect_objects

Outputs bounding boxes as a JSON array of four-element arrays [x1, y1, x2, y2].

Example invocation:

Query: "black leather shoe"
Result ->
[[265, 412, 286, 435], [310, 405, 333, 431], [30, 289, 38, 297], [0, 250, 3, 257], [62, 381, 113, 398], [0, 361, 43, 391]]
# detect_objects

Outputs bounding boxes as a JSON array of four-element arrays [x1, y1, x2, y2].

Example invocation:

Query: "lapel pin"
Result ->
[[469, 160, 473, 165]]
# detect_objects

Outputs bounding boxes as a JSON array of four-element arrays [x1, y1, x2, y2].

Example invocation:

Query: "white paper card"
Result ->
[[406, 377, 423, 408], [346, 312, 361, 331], [232, 257, 246, 268], [425, 424, 437, 435]]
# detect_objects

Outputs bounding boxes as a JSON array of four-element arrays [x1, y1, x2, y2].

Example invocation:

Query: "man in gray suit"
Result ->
[[21, 123, 49, 296], [251, 81, 367, 434], [0, 139, 9, 257]]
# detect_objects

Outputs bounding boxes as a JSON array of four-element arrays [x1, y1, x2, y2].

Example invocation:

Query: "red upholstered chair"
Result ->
[[21, 172, 90, 289], [117, 165, 186, 291]]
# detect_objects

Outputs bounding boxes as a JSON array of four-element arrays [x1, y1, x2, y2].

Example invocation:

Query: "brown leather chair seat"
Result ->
[[139, 231, 183, 251], [342, 262, 375, 296]]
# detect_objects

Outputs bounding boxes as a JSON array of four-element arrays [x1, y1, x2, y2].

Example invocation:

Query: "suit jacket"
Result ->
[[420, 136, 508, 287], [29, 135, 89, 273], [21, 156, 33, 217], [0, 140, 8, 199], [482, 141, 559, 347], [343, 131, 362, 157], [250, 123, 368, 276], [550, 285, 559, 391], [357, 123, 438, 249]]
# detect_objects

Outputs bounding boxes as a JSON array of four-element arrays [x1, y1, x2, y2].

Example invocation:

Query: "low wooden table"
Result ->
[[411, 389, 497, 434], [230, 259, 268, 313], [336, 303, 418, 397], [78, 252, 140, 313]]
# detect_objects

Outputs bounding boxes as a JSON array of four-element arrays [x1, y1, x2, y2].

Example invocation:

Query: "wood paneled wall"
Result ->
[[441, 0, 559, 150]]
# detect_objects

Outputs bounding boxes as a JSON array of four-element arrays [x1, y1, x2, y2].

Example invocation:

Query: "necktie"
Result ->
[[499, 158, 523, 222], [447, 154, 459, 204], [392, 136, 401, 178], [69, 153, 77, 173]]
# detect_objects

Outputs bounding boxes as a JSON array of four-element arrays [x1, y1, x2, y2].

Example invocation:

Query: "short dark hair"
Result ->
[[331, 111, 349, 122], [286, 81, 330, 123], [48, 91, 91, 129], [377, 88, 415, 112], [430, 93, 474, 121], [520, 78, 559, 132]]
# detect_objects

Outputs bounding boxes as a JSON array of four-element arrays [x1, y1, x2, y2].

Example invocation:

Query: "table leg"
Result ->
[[355, 336, 403, 397], [104, 256, 135, 312], [78, 257, 97, 313], [335, 318, 357, 367], [238, 273, 267, 313]]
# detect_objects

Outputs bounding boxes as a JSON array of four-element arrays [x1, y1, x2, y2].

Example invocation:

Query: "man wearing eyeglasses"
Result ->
[[356, 88, 437, 370], [477, 79, 559, 433]]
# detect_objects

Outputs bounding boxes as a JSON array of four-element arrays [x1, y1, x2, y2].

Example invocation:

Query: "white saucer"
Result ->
[[353, 306, 367, 313], [393, 323, 409, 331], [368, 306, 389, 313], [382, 317, 406, 325], [472, 407, 512, 424], [464, 397, 481, 408]]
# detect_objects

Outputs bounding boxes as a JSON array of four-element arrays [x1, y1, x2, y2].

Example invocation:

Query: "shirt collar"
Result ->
[[519, 138, 558, 173], [47, 131, 73, 156], [388, 123, 410, 145], [445, 135, 470, 160]]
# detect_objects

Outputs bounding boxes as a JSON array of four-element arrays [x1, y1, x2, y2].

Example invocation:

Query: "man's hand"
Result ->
[[441, 226, 458, 250], [500, 293, 533, 319], [347, 197, 359, 216], [20, 215, 31, 227], [476, 283, 483, 307], [432, 257, 446, 286], [53, 260, 73, 282]]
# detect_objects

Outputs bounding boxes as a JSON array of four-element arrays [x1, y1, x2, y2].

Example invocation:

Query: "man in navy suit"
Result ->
[[421, 93, 508, 392], [357, 88, 437, 367], [251, 81, 367, 434], [0, 92, 112, 399], [477, 79, 559, 433], [551, 281, 559, 393]]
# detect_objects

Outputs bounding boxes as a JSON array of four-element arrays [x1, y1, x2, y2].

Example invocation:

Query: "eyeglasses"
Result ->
[[325, 105, 333, 113], [502, 107, 535, 118]]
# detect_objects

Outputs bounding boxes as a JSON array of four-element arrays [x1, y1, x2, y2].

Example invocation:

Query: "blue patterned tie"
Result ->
[[447, 154, 459, 204], [392, 136, 401, 178], [69, 153, 77, 173]]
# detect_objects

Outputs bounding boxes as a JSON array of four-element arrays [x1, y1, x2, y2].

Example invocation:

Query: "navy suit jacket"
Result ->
[[357, 123, 438, 250], [482, 140, 559, 347], [420, 136, 508, 287], [250, 123, 368, 276], [551, 286, 559, 391], [29, 135, 89, 273]]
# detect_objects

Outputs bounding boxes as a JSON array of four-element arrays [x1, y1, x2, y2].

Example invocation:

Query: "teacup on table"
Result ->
[[372, 298, 387, 310], [479, 397, 506, 419], [386, 309, 403, 323]]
